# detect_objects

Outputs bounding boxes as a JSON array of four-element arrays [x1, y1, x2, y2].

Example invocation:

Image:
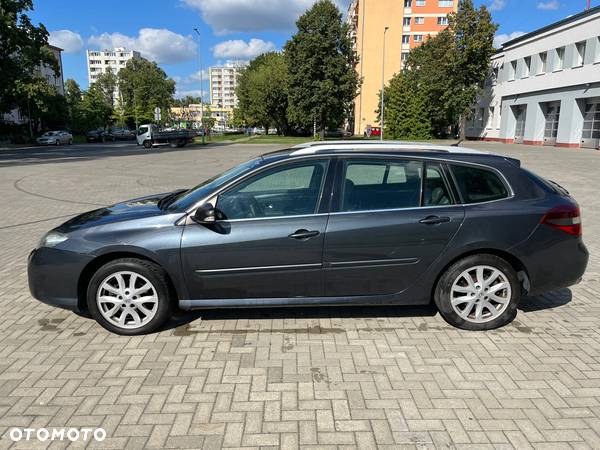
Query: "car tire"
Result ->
[[143, 140, 152, 149], [55, 140, 60, 146], [434, 254, 520, 331], [68, 139, 73, 145], [87, 258, 173, 335]]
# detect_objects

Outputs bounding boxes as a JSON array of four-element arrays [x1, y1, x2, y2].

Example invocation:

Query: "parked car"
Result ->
[[86, 129, 114, 143], [325, 129, 352, 138], [111, 127, 135, 140], [28, 141, 588, 335], [36, 131, 73, 146]]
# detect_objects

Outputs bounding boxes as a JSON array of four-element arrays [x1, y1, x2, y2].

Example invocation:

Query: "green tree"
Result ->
[[15, 76, 67, 133], [0, 0, 58, 114], [118, 58, 175, 127], [284, 0, 359, 139], [405, 0, 496, 138], [237, 52, 290, 134], [79, 79, 113, 130], [377, 73, 431, 140], [202, 105, 216, 131], [64, 79, 87, 132]]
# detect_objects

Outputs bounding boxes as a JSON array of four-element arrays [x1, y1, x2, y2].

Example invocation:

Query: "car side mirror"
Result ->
[[193, 203, 217, 224]]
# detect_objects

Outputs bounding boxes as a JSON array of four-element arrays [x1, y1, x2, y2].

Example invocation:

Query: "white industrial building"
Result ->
[[86, 47, 141, 85], [467, 6, 600, 149]]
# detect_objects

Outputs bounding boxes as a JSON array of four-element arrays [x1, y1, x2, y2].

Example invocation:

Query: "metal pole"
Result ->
[[193, 28, 205, 144], [357, 0, 366, 136], [380, 26, 389, 141]]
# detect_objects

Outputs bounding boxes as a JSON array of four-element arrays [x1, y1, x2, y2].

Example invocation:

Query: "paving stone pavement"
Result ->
[[0, 141, 599, 449]]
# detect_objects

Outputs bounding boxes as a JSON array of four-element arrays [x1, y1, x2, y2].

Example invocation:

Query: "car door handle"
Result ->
[[288, 229, 320, 240], [419, 215, 451, 225]]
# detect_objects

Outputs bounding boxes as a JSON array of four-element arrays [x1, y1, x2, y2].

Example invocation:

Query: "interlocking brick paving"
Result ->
[[0, 141, 599, 449]]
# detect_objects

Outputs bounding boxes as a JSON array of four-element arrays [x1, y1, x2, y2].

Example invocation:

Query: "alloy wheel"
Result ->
[[450, 265, 512, 323], [96, 271, 158, 329]]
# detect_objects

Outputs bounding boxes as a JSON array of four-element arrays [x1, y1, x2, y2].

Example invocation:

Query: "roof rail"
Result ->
[[289, 141, 489, 156]]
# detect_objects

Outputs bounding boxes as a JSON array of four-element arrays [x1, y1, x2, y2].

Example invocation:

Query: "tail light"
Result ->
[[541, 204, 582, 236]]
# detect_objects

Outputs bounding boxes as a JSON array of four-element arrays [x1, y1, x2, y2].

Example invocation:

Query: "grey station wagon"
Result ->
[[28, 142, 589, 335]]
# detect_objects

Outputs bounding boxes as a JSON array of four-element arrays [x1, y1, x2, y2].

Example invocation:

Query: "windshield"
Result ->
[[165, 157, 264, 212], [42, 132, 56, 136]]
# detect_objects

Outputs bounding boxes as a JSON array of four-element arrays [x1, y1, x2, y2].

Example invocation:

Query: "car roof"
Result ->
[[290, 140, 489, 155]]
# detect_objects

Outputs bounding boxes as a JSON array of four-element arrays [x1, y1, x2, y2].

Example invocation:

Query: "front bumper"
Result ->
[[28, 247, 94, 312]]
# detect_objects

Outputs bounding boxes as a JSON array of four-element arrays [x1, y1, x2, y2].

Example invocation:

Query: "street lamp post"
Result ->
[[193, 27, 205, 144], [380, 26, 389, 141]]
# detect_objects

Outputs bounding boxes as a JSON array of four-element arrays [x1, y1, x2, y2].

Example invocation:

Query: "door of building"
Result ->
[[543, 101, 561, 146], [513, 105, 527, 144], [581, 99, 600, 149]]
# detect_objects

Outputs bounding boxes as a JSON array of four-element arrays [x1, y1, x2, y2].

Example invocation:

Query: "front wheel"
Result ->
[[434, 254, 520, 331], [143, 140, 152, 149], [87, 258, 173, 335]]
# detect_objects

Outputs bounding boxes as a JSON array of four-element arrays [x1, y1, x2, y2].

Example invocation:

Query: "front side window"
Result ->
[[451, 164, 509, 204], [217, 161, 328, 220], [340, 159, 423, 212]]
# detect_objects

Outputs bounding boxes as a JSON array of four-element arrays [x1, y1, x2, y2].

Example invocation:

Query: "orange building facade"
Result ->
[[347, 0, 457, 135]]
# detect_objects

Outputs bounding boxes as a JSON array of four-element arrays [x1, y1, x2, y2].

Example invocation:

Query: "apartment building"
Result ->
[[467, 6, 600, 149], [347, 0, 457, 135], [86, 47, 141, 85], [2, 45, 65, 125], [208, 61, 247, 110]]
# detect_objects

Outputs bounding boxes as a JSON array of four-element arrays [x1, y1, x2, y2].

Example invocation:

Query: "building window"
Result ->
[[403, 17, 411, 26], [401, 52, 409, 62], [492, 67, 499, 83], [414, 17, 425, 24], [554, 47, 565, 71], [523, 56, 531, 78], [509, 60, 517, 81], [488, 106, 495, 128], [575, 41, 586, 67], [404, 0, 412, 7], [414, 35, 423, 43], [596, 37, 600, 63], [416, 0, 425, 5], [438, 0, 453, 6], [538, 51, 547, 74], [402, 35, 410, 44], [437, 16, 449, 25]]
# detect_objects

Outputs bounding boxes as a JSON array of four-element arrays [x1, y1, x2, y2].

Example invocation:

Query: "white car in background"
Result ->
[[36, 131, 73, 146]]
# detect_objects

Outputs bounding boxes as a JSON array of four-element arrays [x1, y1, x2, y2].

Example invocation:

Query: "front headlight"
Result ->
[[38, 231, 68, 248]]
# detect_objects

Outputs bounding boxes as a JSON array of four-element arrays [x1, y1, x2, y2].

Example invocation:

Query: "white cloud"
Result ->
[[489, 0, 507, 11], [49, 30, 84, 53], [537, 0, 560, 10], [213, 39, 276, 59], [173, 69, 210, 85], [174, 88, 207, 99], [88, 28, 197, 64], [494, 31, 526, 48], [181, 0, 347, 34]]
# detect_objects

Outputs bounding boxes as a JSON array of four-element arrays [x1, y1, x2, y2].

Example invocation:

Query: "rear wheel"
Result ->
[[434, 254, 519, 330], [87, 258, 173, 335]]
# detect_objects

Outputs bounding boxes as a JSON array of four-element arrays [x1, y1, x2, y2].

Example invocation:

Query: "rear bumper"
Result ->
[[28, 247, 94, 312], [513, 230, 589, 296]]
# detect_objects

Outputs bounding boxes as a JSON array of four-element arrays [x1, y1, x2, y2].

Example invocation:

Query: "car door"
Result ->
[[323, 157, 465, 297], [180, 158, 333, 300]]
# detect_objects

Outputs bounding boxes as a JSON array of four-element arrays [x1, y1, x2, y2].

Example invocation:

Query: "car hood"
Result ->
[[55, 191, 181, 233]]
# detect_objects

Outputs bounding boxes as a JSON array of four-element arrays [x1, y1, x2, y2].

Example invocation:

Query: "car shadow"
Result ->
[[162, 303, 439, 332], [517, 288, 572, 312]]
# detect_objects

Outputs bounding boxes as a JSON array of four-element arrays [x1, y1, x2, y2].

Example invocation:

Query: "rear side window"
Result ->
[[341, 159, 423, 212], [451, 164, 509, 203]]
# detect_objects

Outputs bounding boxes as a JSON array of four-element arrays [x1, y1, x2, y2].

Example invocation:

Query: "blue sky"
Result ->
[[32, 0, 600, 101]]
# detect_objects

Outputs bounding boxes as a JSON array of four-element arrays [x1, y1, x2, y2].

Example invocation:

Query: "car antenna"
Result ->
[[452, 139, 464, 147]]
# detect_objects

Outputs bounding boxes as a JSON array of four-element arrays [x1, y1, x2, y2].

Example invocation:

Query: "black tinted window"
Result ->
[[424, 163, 452, 206], [452, 165, 508, 203], [341, 159, 422, 212]]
